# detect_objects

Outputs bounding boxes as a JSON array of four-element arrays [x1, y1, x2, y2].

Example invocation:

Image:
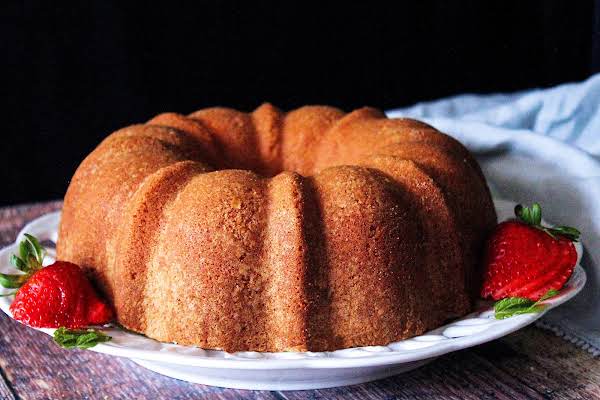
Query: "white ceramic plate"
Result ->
[[0, 199, 586, 390]]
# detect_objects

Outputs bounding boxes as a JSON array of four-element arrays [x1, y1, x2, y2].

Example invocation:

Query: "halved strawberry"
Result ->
[[481, 203, 579, 301]]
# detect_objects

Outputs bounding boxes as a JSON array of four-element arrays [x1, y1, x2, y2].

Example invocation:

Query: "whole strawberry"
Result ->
[[1, 234, 112, 329], [481, 203, 580, 301], [9, 261, 113, 328]]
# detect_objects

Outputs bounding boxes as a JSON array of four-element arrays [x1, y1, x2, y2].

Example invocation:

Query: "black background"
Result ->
[[5, 1, 600, 206]]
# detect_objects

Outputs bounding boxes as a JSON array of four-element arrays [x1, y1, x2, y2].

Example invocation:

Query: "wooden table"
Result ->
[[0, 202, 598, 400]]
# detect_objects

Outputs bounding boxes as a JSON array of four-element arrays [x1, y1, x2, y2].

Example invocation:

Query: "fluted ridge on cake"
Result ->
[[57, 125, 207, 298], [360, 156, 469, 317], [112, 160, 210, 333]]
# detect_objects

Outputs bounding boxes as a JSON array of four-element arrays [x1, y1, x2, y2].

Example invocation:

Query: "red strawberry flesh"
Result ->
[[481, 220, 578, 301]]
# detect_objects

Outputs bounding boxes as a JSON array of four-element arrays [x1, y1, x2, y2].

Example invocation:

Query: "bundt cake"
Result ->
[[56, 103, 497, 352]]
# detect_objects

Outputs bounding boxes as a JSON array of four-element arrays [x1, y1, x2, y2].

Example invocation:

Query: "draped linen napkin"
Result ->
[[387, 74, 600, 355]]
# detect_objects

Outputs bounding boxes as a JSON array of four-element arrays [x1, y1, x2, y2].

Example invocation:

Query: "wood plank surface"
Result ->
[[0, 202, 598, 400], [0, 372, 16, 400]]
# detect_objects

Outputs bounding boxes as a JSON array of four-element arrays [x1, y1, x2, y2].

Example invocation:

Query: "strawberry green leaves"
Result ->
[[1, 233, 46, 290], [545, 226, 581, 242], [494, 289, 559, 319], [53, 327, 112, 349], [19, 234, 46, 271], [0, 274, 29, 289], [515, 203, 580, 242]]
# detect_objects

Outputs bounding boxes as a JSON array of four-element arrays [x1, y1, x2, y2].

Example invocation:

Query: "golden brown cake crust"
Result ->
[[57, 103, 496, 352]]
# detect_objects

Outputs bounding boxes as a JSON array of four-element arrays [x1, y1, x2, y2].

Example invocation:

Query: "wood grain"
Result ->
[[0, 202, 598, 400], [0, 371, 16, 400]]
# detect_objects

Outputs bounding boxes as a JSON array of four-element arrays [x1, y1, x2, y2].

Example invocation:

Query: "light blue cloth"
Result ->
[[387, 74, 600, 355]]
